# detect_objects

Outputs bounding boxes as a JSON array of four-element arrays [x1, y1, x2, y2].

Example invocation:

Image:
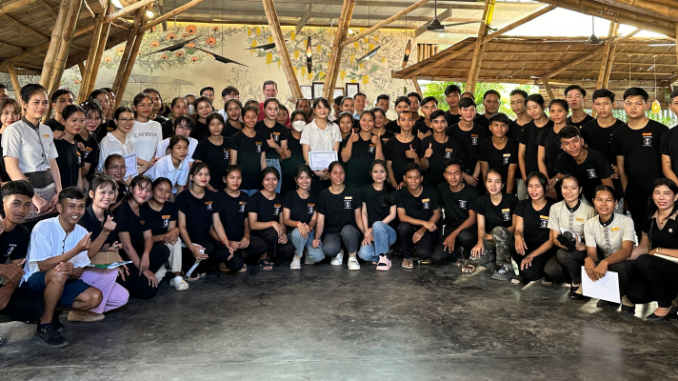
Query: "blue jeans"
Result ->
[[266, 158, 282, 194], [358, 221, 396, 262], [288, 228, 324, 263], [240, 189, 258, 196]]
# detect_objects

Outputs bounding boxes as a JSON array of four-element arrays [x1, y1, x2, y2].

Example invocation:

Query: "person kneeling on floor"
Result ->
[[21, 187, 104, 348]]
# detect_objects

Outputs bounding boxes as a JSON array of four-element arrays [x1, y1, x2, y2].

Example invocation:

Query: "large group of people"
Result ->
[[0, 80, 677, 350]]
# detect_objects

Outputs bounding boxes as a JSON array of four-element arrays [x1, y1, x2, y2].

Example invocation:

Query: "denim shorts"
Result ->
[[22, 271, 91, 308]]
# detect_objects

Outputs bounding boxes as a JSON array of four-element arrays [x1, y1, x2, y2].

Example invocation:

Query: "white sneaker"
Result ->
[[170, 276, 189, 291], [290, 256, 301, 270], [347, 257, 360, 270], [331, 250, 344, 266]]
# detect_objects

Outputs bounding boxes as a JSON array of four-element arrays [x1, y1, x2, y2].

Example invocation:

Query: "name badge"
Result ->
[[42, 134, 50, 138], [611, 226, 620, 232], [344, 196, 353, 209], [575, 217, 585, 222]]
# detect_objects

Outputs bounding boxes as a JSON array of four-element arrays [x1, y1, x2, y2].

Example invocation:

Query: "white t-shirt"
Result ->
[[299, 120, 342, 152], [128, 120, 163, 162], [98, 133, 135, 173], [146, 154, 189, 194], [156, 137, 198, 163], [23, 217, 90, 282]]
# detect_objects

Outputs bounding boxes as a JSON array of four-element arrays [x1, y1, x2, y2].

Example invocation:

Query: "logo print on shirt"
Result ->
[[501, 208, 511, 221], [162, 215, 170, 228], [273, 132, 280, 143], [307, 203, 315, 214], [255, 142, 263, 153], [444, 148, 453, 159], [642, 133, 653, 147], [502, 153, 511, 165], [6, 244, 16, 256], [85, 147, 93, 159], [422, 198, 430, 210], [368, 144, 375, 154], [540, 215, 549, 229], [239, 202, 246, 213], [471, 134, 478, 145], [223, 149, 229, 160], [459, 200, 467, 209], [206, 201, 213, 211], [587, 168, 597, 178], [273, 204, 281, 216], [76, 151, 82, 165], [344, 196, 353, 209]]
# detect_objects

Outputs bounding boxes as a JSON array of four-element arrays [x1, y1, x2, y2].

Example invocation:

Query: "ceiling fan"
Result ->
[[425, 0, 483, 31], [543, 16, 619, 45]]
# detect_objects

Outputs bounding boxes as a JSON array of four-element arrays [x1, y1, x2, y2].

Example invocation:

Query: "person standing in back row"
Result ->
[[446, 97, 488, 188], [564, 85, 595, 129], [612, 87, 668, 238], [474, 90, 501, 131]]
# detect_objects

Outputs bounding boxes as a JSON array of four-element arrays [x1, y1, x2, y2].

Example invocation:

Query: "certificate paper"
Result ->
[[581, 268, 621, 304], [309, 151, 338, 170], [123, 153, 138, 178]]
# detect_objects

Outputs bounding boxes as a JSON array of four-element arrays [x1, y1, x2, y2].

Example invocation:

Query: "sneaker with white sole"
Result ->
[[347, 257, 360, 270], [491, 265, 512, 281], [331, 250, 344, 266], [170, 275, 189, 291], [290, 256, 301, 270]]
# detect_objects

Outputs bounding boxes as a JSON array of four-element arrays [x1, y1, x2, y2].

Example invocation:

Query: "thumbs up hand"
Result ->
[[424, 143, 433, 159], [405, 144, 417, 159], [350, 129, 359, 143]]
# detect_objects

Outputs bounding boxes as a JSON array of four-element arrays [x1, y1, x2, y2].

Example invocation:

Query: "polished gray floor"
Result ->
[[1, 261, 677, 381]]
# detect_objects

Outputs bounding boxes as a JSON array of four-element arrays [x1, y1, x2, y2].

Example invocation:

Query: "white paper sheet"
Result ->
[[123, 153, 138, 178], [309, 151, 338, 170], [581, 268, 621, 304], [655, 254, 678, 265]]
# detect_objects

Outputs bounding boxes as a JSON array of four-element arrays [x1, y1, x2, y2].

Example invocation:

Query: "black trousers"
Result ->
[[630, 254, 678, 308], [510, 244, 558, 282], [252, 227, 295, 266], [0, 286, 44, 322], [431, 227, 477, 264], [229, 235, 269, 270], [626, 197, 646, 239], [544, 249, 587, 284], [397, 222, 437, 260], [118, 243, 170, 299]]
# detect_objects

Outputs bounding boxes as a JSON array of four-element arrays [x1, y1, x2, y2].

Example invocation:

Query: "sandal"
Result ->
[[239, 264, 247, 273], [461, 260, 476, 274], [402, 258, 414, 269], [420, 258, 431, 265], [185, 272, 205, 281], [376, 254, 391, 271], [258, 259, 274, 271]]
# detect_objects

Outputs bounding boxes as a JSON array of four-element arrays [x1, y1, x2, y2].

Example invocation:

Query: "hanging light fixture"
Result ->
[[651, 55, 661, 114], [356, 46, 381, 63], [401, 39, 412, 69], [306, 36, 313, 73]]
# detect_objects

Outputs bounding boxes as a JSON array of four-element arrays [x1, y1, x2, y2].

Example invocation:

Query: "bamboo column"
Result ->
[[542, 78, 554, 101], [322, 0, 355, 99], [47, 0, 83, 95], [78, 6, 108, 103], [114, 5, 151, 109], [138, 0, 207, 33], [6, 64, 22, 100], [85, 22, 111, 98], [39, 0, 70, 88], [597, 23, 619, 89], [675, 23, 678, 81], [465, 0, 494, 94], [262, 0, 302, 100], [112, 7, 146, 108], [410, 76, 422, 96]]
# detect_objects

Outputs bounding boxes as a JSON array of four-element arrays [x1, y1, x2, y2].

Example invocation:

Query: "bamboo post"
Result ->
[[675, 24, 678, 80], [262, 0, 302, 100], [322, 0, 355, 99], [77, 5, 107, 103], [340, 0, 431, 48], [542, 78, 554, 101], [6, 64, 22, 100], [112, 7, 146, 105], [104, 0, 155, 22], [597, 23, 619, 89], [138, 0, 208, 33], [410, 76, 422, 96], [39, 0, 70, 88], [77, 61, 85, 77], [115, 5, 151, 109], [47, 0, 83, 95], [465, 0, 494, 94], [85, 22, 111, 98]]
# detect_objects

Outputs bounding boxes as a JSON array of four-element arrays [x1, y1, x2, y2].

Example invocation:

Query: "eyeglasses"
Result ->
[[107, 165, 126, 171], [176, 125, 192, 131], [118, 118, 135, 123], [86, 116, 102, 122]]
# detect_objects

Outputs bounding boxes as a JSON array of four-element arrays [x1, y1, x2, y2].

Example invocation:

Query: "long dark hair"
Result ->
[[370, 159, 394, 206], [646, 178, 678, 223]]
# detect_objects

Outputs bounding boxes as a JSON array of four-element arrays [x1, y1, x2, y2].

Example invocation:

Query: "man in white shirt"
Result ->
[[21, 187, 103, 348]]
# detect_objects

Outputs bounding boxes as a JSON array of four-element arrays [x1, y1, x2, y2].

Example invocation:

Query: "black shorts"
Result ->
[[22, 271, 91, 308]]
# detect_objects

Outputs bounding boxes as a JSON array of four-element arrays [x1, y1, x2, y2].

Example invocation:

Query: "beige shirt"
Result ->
[[2, 118, 58, 173], [584, 213, 635, 258], [548, 200, 596, 240]]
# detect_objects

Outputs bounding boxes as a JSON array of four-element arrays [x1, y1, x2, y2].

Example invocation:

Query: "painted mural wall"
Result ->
[[56, 23, 417, 114]]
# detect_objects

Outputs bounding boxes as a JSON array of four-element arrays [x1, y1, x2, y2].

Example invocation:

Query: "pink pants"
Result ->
[[79, 268, 129, 314]]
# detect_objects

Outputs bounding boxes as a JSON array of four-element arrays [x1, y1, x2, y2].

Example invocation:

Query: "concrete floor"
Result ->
[[1, 261, 677, 381]]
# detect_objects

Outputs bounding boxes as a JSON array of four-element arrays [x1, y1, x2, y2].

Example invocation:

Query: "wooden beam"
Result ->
[[158, 0, 168, 31], [410, 76, 422, 96], [112, 7, 146, 104], [0, 24, 94, 69], [0, 0, 40, 16], [47, 0, 82, 95], [0, 15, 49, 42], [481, 5, 555, 44], [263, 0, 302, 100], [536, 28, 641, 84], [86, 22, 111, 98], [115, 5, 151, 109], [341, 0, 430, 48], [78, 7, 108, 103], [0, 39, 25, 53], [542, 78, 555, 101], [676, 23, 678, 81], [77, 61, 85, 77], [105, 0, 155, 22], [323, 0, 355, 99], [38, 0, 58, 18], [6, 64, 22, 100], [597, 23, 619, 89], [39, 0, 70, 88], [465, 0, 494, 94], [138, 0, 208, 33], [413, 6, 450, 38], [295, 4, 313, 34]]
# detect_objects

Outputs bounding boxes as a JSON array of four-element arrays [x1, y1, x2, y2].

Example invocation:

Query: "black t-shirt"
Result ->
[[414, 119, 430, 136], [644, 213, 678, 250], [115, 200, 151, 246], [246, 191, 282, 224], [474, 114, 491, 131], [0, 224, 30, 264], [437, 182, 478, 232], [421, 134, 465, 187], [508, 120, 529, 140], [0, 133, 10, 182], [193, 138, 230, 191], [361, 183, 395, 228], [444, 111, 461, 128], [554, 149, 615, 203], [377, 129, 395, 147], [53, 138, 83, 189], [384, 120, 400, 134], [222, 121, 242, 138], [230, 131, 268, 189], [446, 123, 489, 175], [175, 190, 217, 242], [78, 205, 116, 245], [477, 137, 519, 183], [515, 199, 553, 248], [154, 115, 172, 139], [580, 119, 625, 163], [141, 202, 178, 236], [345, 133, 379, 189], [283, 190, 316, 225], [215, 190, 248, 241], [517, 120, 553, 177], [75, 133, 100, 180], [384, 136, 421, 184], [536, 125, 564, 177], [255, 120, 288, 159], [317, 186, 361, 233], [611, 120, 668, 199], [191, 120, 208, 141], [566, 114, 595, 129], [473, 193, 518, 231], [280, 133, 305, 195], [45, 118, 64, 132], [660, 125, 678, 180], [396, 186, 440, 221]]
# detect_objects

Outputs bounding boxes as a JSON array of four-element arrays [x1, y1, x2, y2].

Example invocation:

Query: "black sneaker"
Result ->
[[52, 318, 64, 333], [596, 300, 620, 310], [32, 325, 69, 348], [620, 304, 635, 315]]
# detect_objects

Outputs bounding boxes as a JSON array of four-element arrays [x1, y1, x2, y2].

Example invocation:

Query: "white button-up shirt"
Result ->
[[146, 154, 189, 194], [2, 118, 58, 173], [98, 133, 136, 173], [299, 120, 342, 152], [156, 137, 198, 163]]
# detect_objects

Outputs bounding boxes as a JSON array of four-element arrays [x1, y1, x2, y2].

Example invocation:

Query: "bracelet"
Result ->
[[269, 222, 274, 227], [222, 238, 228, 245]]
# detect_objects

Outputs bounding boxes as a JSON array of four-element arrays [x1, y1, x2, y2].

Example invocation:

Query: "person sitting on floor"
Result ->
[[21, 187, 104, 348]]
